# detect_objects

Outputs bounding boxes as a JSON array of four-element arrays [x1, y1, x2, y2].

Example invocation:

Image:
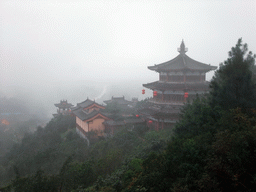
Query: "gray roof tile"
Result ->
[[148, 54, 217, 72]]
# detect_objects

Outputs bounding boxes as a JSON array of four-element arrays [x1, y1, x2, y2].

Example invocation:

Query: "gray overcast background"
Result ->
[[0, 0, 256, 118]]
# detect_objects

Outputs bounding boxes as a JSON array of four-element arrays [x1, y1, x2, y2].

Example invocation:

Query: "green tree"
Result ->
[[209, 38, 256, 112], [175, 96, 221, 139], [198, 109, 256, 192], [124, 39, 256, 192]]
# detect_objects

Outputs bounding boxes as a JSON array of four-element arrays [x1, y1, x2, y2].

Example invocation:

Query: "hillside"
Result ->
[[1, 39, 256, 191]]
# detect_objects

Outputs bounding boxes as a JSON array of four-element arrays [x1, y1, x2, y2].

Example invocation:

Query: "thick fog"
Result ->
[[1, 0, 256, 120]]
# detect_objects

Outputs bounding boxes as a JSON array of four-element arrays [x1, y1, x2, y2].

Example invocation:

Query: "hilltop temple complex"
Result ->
[[60, 40, 217, 139], [104, 96, 132, 109], [140, 40, 217, 129]]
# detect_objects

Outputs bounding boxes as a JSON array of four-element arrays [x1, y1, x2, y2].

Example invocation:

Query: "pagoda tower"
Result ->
[[53, 100, 73, 117], [141, 40, 217, 129]]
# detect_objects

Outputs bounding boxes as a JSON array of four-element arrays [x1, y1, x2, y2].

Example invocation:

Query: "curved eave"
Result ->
[[54, 104, 73, 108], [83, 103, 105, 110], [148, 54, 217, 73], [148, 66, 158, 71], [143, 81, 210, 91], [74, 109, 111, 121], [148, 66, 217, 73], [84, 113, 111, 122]]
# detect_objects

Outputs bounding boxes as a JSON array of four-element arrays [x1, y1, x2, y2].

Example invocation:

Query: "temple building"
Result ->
[[72, 99, 111, 139], [53, 100, 73, 117], [103, 118, 145, 135], [141, 40, 217, 129], [104, 96, 132, 109]]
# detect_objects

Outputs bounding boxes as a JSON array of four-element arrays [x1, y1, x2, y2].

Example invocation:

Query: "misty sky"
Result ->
[[0, 0, 256, 105]]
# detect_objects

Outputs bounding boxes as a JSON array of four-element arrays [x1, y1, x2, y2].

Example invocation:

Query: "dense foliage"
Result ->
[[122, 38, 256, 192], [209, 38, 256, 112], [0, 113, 172, 191]]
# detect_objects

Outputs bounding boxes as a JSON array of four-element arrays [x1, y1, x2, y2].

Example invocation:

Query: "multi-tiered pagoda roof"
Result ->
[[54, 100, 73, 109], [140, 40, 217, 130], [53, 100, 73, 117], [143, 40, 217, 93], [143, 81, 210, 92], [148, 40, 216, 72]]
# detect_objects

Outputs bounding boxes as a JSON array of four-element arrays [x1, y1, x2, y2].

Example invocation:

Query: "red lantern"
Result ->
[[148, 120, 153, 123], [142, 89, 145, 94], [136, 114, 139, 117], [153, 91, 157, 96], [184, 92, 188, 98]]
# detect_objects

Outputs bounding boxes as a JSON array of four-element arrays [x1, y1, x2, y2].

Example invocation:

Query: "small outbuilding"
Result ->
[[72, 99, 111, 138]]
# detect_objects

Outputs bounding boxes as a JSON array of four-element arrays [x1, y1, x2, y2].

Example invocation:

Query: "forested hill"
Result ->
[[0, 113, 173, 191], [1, 38, 256, 192]]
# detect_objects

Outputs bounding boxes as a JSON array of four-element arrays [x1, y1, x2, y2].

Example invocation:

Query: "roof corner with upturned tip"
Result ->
[[148, 40, 217, 73], [72, 98, 109, 121], [74, 98, 104, 109], [103, 96, 131, 105], [54, 100, 73, 108]]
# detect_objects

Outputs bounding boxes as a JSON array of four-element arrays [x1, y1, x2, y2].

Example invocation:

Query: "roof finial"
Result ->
[[178, 39, 188, 54]]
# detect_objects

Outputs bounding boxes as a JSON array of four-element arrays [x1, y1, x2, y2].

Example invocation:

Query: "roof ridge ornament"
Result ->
[[177, 39, 188, 54]]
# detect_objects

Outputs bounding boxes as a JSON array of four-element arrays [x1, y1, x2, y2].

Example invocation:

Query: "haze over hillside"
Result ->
[[1, 0, 255, 119], [0, 79, 155, 120]]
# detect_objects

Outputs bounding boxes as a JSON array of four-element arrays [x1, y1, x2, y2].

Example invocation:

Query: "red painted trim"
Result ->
[[85, 113, 111, 122], [83, 103, 105, 110]]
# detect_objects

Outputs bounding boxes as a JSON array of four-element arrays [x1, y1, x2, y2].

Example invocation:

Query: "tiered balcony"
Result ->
[[148, 98, 184, 106]]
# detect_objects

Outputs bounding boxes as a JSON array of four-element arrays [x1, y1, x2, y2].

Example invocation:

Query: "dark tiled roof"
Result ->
[[143, 81, 210, 91], [148, 54, 216, 72], [72, 99, 109, 121], [138, 108, 158, 116], [148, 41, 217, 72], [138, 106, 181, 116], [72, 99, 104, 111], [103, 120, 125, 126], [104, 96, 131, 105], [148, 116, 177, 123], [54, 103, 73, 108], [124, 118, 145, 124], [103, 118, 145, 126], [71, 106, 80, 111], [160, 106, 182, 113], [73, 109, 109, 121], [54, 100, 73, 108], [77, 99, 96, 108]]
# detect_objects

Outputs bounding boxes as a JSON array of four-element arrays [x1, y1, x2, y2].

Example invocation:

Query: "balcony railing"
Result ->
[[148, 98, 184, 105]]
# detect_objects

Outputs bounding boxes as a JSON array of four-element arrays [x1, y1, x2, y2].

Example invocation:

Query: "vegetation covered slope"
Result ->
[[121, 38, 256, 192], [0, 114, 172, 191], [1, 38, 256, 192]]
